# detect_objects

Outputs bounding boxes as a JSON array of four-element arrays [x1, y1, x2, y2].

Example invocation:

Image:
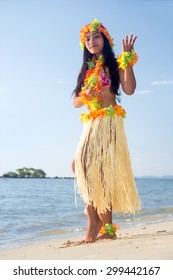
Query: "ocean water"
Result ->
[[0, 178, 173, 250]]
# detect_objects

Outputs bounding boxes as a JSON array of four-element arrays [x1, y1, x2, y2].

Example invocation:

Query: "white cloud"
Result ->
[[151, 80, 173, 86], [135, 90, 152, 94], [56, 79, 64, 84]]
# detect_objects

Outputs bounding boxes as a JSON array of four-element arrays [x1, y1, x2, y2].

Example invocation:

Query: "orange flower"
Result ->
[[114, 105, 126, 117], [100, 223, 120, 235]]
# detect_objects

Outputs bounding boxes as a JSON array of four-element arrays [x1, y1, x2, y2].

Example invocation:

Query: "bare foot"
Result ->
[[85, 219, 102, 242], [97, 232, 117, 240]]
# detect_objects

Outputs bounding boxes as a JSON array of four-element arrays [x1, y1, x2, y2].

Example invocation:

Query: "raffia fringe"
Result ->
[[74, 115, 141, 214]]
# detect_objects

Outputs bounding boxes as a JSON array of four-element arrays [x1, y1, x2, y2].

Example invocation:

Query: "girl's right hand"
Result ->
[[122, 33, 137, 52]]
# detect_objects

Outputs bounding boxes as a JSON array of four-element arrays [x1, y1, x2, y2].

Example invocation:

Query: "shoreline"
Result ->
[[1, 177, 173, 179], [0, 221, 173, 260]]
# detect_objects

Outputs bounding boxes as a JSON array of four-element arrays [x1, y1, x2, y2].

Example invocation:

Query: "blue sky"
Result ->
[[0, 0, 173, 177]]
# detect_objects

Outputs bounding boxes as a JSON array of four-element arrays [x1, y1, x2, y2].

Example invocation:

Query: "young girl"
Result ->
[[72, 19, 141, 242]]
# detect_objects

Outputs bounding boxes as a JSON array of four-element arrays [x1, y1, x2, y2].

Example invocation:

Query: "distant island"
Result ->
[[1, 167, 75, 179], [2, 167, 46, 178], [1, 168, 172, 180]]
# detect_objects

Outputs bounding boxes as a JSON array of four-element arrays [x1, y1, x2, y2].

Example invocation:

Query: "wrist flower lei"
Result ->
[[117, 49, 138, 70], [78, 55, 126, 123]]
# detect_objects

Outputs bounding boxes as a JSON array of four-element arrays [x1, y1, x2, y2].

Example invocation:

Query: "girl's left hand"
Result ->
[[122, 33, 137, 52]]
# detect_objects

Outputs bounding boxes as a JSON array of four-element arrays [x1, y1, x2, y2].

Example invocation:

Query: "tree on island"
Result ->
[[3, 167, 46, 178]]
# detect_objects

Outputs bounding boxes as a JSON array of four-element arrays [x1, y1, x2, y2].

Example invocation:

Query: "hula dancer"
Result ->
[[72, 19, 141, 242]]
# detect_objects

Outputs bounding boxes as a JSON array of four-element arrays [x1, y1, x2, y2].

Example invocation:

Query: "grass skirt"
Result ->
[[74, 115, 141, 214]]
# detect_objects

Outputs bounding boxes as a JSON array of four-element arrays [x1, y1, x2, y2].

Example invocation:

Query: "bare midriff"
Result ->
[[99, 87, 117, 108]]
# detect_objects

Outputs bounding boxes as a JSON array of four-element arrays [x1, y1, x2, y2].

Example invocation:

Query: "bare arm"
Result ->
[[73, 94, 84, 108], [119, 66, 136, 95], [73, 85, 92, 108], [119, 34, 137, 95]]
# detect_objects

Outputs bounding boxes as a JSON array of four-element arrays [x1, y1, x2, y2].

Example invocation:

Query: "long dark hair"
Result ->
[[73, 33, 121, 101]]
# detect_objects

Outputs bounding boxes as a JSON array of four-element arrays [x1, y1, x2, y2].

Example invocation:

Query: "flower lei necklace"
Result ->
[[78, 55, 126, 123]]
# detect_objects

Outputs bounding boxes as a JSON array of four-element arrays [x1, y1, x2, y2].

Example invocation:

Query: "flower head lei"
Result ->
[[80, 18, 114, 50]]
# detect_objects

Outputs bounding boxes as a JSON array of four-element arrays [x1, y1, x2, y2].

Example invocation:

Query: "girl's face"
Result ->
[[85, 32, 104, 56]]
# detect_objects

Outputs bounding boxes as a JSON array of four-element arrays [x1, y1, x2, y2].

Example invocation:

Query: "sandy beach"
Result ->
[[0, 221, 172, 260]]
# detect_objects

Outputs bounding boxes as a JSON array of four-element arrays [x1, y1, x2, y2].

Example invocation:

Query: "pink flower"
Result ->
[[100, 71, 110, 87]]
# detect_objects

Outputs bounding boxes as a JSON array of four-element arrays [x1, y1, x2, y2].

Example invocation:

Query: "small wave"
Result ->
[[143, 207, 173, 215], [0, 227, 7, 233], [40, 228, 83, 236], [67, 228, 83, 233], [41, 229, 68, 236]]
